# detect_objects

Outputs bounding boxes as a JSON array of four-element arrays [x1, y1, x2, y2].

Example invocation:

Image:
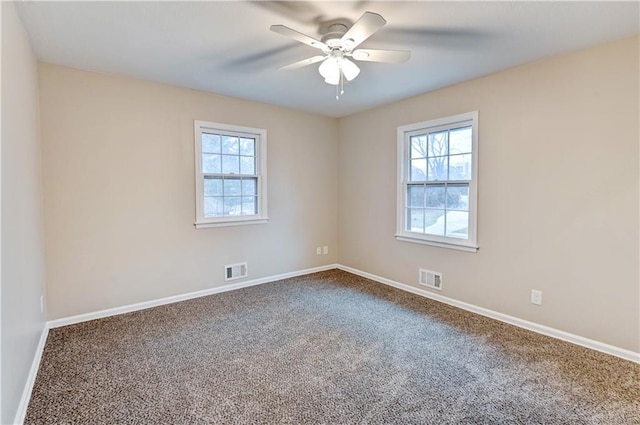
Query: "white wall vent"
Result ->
[[419, 268, 442, 290], [225, 262, 248, 281]]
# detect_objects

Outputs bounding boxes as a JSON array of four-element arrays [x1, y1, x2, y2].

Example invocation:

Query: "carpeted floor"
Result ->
[[26, 269, 639, 424]]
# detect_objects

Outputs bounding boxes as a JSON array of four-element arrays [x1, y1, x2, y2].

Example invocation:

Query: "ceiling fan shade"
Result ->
[[340, 58, 361, 81], [319, 57, 340, 84]]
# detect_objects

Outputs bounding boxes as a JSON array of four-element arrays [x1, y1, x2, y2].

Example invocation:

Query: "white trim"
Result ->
[[193, 120, 268, 228], [194, 218, 269, 229], [336, 264, 640, 364], [396, 111, 479, 250], [395, 235, 479, 252], [47, 264, 337, 329], [14, 324, 49, 425]]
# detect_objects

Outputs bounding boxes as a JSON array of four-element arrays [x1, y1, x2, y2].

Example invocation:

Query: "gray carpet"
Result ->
[[26, 270, 640, 424]]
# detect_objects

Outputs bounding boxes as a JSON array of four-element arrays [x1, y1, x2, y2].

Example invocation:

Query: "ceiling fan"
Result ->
[[270, 12, 411, 99]]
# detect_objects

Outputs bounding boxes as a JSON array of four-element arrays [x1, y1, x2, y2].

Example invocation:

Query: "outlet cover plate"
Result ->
[[531, 289, 542, 306]]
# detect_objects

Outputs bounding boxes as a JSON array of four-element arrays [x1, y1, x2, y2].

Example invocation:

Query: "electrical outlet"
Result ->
[[322, 246, 328, 255], [316, 247, 322, 255], [530, 289, 542, 306]]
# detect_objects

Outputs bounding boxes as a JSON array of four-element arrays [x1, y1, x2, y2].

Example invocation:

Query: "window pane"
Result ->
[[427, 156, 448, 181], [447, 184, 469, 210], [426, 185, 445, 208], [445, 211, 469, 239], [222, 136, 239, 154], [204, 196, 215, 217], [424, 209, 446, 236], [449, 127, 472, 154], [223, 178, 241, 195], [410, 158, 427, 181], [240, 156, 255, 175], [202, 154, 221, 174], [407, 185, 425, 207], [223, 196, 241, 216], [241, 196, 257, 215], [204, 196, 224, 217], [407, 208, 424, 232], [410, 135, 427, 159], [202, 133, 221, 154], [428, 131, 448, 157], [449, 154, 471, 180], [204, 178, 222, 196], [240, 138, 255, 156], [242, 178, 256, 195], [221, 155, 240, 174]]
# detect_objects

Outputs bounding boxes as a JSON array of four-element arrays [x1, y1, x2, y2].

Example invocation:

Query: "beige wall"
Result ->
[[1, 2, 47, 423], [39, 64, 339, 320], [39, 35, 638, 354], [338, 36, 639, 352]]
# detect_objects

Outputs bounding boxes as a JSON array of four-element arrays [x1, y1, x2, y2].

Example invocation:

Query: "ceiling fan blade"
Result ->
[[270, 25, 328, 51], [351, 49, 411, 63], [340, 11, 386, 50], [278, 55, 326, 71]]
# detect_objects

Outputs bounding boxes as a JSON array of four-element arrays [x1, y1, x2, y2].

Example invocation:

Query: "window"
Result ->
[[194, 120, 268, 228], [396, 111, 478, 252]]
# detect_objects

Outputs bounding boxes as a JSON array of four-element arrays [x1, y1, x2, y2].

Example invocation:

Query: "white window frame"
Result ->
[[194, 120, 268, 229], [396, 111, 478, 252]]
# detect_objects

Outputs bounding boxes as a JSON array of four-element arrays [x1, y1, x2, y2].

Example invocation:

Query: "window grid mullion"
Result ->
[[203, 173, 258, 178], [443, 183, 448, 236], [408, 180, 471, 185]]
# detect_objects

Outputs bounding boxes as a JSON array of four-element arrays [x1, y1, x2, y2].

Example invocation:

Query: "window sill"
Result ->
[[195, 217, 269, 229], [395, 234, 478, 253]]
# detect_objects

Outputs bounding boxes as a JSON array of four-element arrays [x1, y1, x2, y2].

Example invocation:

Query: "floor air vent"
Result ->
[[419, 268, 442, 290], [225, 262, 248, 281]]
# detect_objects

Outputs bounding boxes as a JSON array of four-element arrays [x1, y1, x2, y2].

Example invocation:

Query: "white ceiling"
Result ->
[[15, 1, 640, 117]]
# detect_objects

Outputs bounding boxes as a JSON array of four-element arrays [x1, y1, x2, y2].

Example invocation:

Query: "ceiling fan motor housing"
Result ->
[[321, 23, 349, 47]]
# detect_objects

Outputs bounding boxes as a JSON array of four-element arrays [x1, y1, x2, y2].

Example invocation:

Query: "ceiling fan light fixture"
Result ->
[[272, 11, 409, 97], [340, 58, 360, 81], [319, 57, 340, 85], [319, 57, 360, 86]]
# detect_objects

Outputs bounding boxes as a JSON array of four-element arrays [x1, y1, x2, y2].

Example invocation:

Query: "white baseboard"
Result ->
[[337, 265, 640, 364], [48, 264, 338, 329], [13, 263, 639, 423], [14, 324, 49, 425], [15, 264, 335, 424]]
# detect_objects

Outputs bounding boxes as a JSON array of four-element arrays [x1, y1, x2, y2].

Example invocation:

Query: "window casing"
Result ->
[[194, 121, 268, 228], [396, 111, 478, 252]]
